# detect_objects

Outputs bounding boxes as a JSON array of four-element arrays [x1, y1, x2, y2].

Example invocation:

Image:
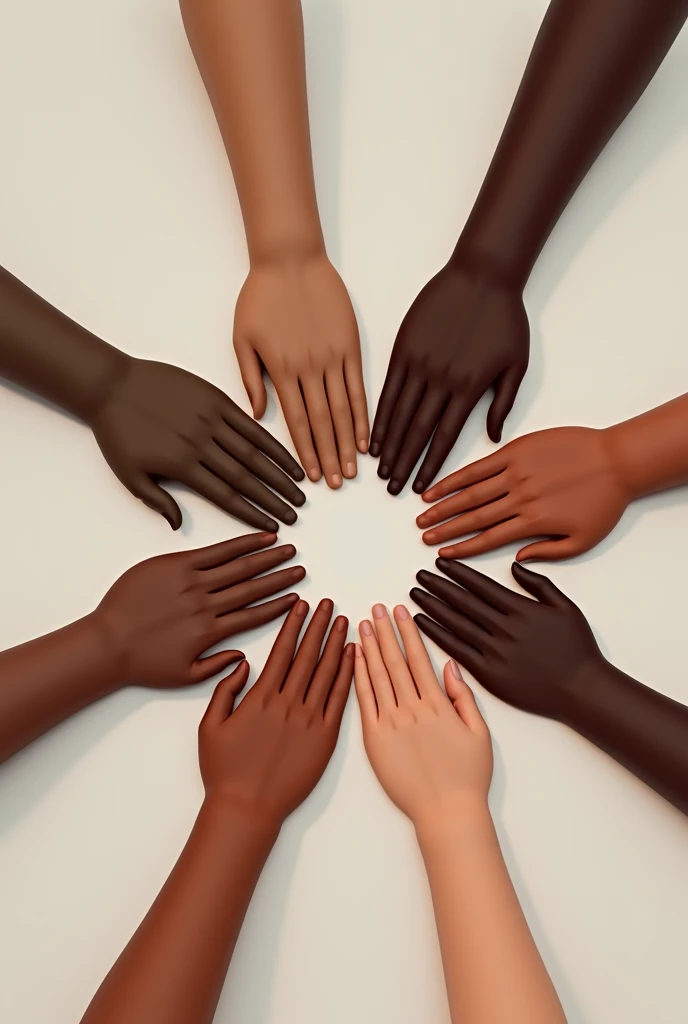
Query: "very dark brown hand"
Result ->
[[90, 358, 306, 531], [370, 261, 528, 495]]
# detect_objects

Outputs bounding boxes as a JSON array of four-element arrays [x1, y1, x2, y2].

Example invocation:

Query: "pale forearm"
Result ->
[[181, 0, 324, 263], [417, 806, 566, 1024], [81, 799, 278, 1024], [605, 392, 688, 499]]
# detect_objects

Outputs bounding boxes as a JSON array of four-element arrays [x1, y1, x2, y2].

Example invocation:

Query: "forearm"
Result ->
[[604, 392, 688, 499], [0, 265, 128, 421], [417, 806, 566, 1024], [181, 0, 324, 263], [81, 799, 279, 1024], [456, 0, 688, 288], [566, 660, 688, 815], [0, 614, 121, 763]]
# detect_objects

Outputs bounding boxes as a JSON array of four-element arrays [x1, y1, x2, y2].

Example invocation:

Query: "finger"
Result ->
[[211, 565, 306, 616], [128, 473, 182, 531], [191, 649, 244, 688], [487, 364, 526, 443], [511, 561, 568, 607], [516, 537, 582, 563], [422, 494, 518, 546], [443, 659, 487, 733], [413, 613, 483, 678], [200, 658, 250, 727], [214, 418, 306, 505], [211, 592, 302, 646], [410, 589, 488, 653], [281, 598, 335, 700], [203, 543, 297, 590], [325, 368, 358, 478], [302, 377, 343, 488], [252, 599, 309, 695], [415, 570, 501, 633], [353, 642, 378, 727], [324, 642, 355, 729], [417, 473, 509, 531], [305, 615, 349, 708], [387, 390, 448, 496], [220, 397, 305, 484], [185, 464, 279, 532], [201, 443, 298, 526], [344, 354, 370, 454], [377, 377, 425, 481], [435, 557, 517, 614], [234, 335, 267, 419], [412, 396, 475, 494], [421, 449, 509, 503], [392, 605, 441, 700], [437, 517, 526, 560], [371, 604, 418, 705], [275, 377, 321, 483], [359, 618, 396, 712], [369, 361, 405, 458], [192, 531, 276, 571]]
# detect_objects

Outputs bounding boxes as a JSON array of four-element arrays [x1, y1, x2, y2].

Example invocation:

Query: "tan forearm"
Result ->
[[180, 0, 324, 262], [605, 392, 688, 500], [417, 806, 566, 1024]]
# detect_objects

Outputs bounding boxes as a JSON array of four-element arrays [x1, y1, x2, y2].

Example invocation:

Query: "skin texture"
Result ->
[[418, 393, 688, 560], [0, 266, 306, 532], [412, 559, 688, 816], [0, 532, 305, 764], [80, 600, 353, 1024], [355, 605, 566, 1024], [180, 0, 369, 488], [370, 0, 688, 495]]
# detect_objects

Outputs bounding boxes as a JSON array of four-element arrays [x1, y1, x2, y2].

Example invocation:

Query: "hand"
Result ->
[[233, 254, 370, 488], [418, 426, 630, 561], [411, 558, 604, 721], [354, 604, 492, 828], [88, 357, 306, 531], [199, 598, 354, 826], [95, 532, 305, 688], [370, 260, 529, 495]]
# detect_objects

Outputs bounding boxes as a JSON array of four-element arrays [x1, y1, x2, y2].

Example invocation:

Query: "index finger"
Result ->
[[422, 449, 508, 503], [252, 600, 309, 695], [222, 397, 305, 482], [191, 531, 277, 570]]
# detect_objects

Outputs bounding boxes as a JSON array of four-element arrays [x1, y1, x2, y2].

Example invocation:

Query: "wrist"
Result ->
[[247, 231, 326, 269], [75, 611, 125, 698], [80, 345, 132, 427], [200, 794, 281, 847], [450, 232, 528, 293], [413, 796, 493, 846], [601, 420, 652, 502]]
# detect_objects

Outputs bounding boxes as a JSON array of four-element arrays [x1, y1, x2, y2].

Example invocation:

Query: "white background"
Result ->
[[1, 1, 687, 1021]]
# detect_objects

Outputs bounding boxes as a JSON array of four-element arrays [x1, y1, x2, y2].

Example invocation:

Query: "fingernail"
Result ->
[[331, 474, 342, 488], [284, 509, 297, 525], [424, 531, 436, 542], [450, 659, 463, 679], [372, 603, 386, 619], [378, 464, 390, 479], [345, 462, 356, 478], [360, 620, 373, 636], [358, 439, 369, 454], [394, 605, 410, 620], [388, 479, 402, 496], [355, 642, 363, 657], [319, 598, 335, 613], [308, 467, 320, 482], [291, 566, 305, 579], [412, 479, 425, 494], [259, 532, 277, 540], [296, 600, 308, 616], [336, 616, 347, 633], [369, 442, 380, 457]]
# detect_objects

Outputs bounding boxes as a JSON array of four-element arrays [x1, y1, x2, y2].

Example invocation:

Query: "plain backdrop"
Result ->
[[1, 1, 687, 1021]]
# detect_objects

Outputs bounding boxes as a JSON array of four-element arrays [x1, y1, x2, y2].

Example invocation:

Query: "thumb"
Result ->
[[190, 648, 245, 686], [234, 336, 267, 419], [199, 658, 250, 729], [128, 473, 182, 530], [486, 365, 525, 443], [443, 659, 485, 732], [516, 537, 580, 563], [511, 561, 566, 607]]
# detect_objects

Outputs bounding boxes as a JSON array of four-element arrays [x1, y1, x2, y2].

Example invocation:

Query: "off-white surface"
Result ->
[[1, 1, 687, 1021]]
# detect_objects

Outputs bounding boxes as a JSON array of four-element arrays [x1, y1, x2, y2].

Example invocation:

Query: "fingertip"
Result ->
[[412, 478, 425, 494], [291, 566, 307, 581], [369, 441, 381, 458], [423, 530, 437, 543], [393, 604, 410, 621], [436, 557, 451, 571], [378, 463, 391, 480], [318, 597, 335, 615], [354, 642, 363, 658], [295, 599, 309, 616], [329, 473, 343, 489], [283, 508, 298, 526], [387, 478, 403, 496], [308, 466, 321, 482], [292, 465, 306, 482], [357, 438, 369, 454]]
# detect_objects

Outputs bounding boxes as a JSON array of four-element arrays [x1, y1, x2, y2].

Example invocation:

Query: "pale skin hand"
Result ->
[[354, 605, 567, 1024]]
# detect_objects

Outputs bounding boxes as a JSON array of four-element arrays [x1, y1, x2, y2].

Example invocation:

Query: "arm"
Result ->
[[0, 533, 303, 763], [417, 392, 688, 562], [371, 0, 688, 495], [180, 0, 369, 487], [0, 265, 305, 531], [354, 605, 565, 1023], [80, 599, 354, 1024], [412, 559, 688, 816]]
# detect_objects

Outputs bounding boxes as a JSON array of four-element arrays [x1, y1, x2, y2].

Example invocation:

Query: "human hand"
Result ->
[[370, 260, 529, 495], [95, 532, 305, 688], [88, 356, 306, 531], [354, 604, 492, 828], [418, 426, 630, 561], [199, 598, 354, 826], [233, 254, 369, 488], [411, 558, 604, 721]]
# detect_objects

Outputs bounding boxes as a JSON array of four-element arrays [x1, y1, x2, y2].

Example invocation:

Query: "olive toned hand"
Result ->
[[412, 558, 688, 814], [79, 600, 353, 1024], [0, 265, 305, 531], [0, 532, 305, 763]]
